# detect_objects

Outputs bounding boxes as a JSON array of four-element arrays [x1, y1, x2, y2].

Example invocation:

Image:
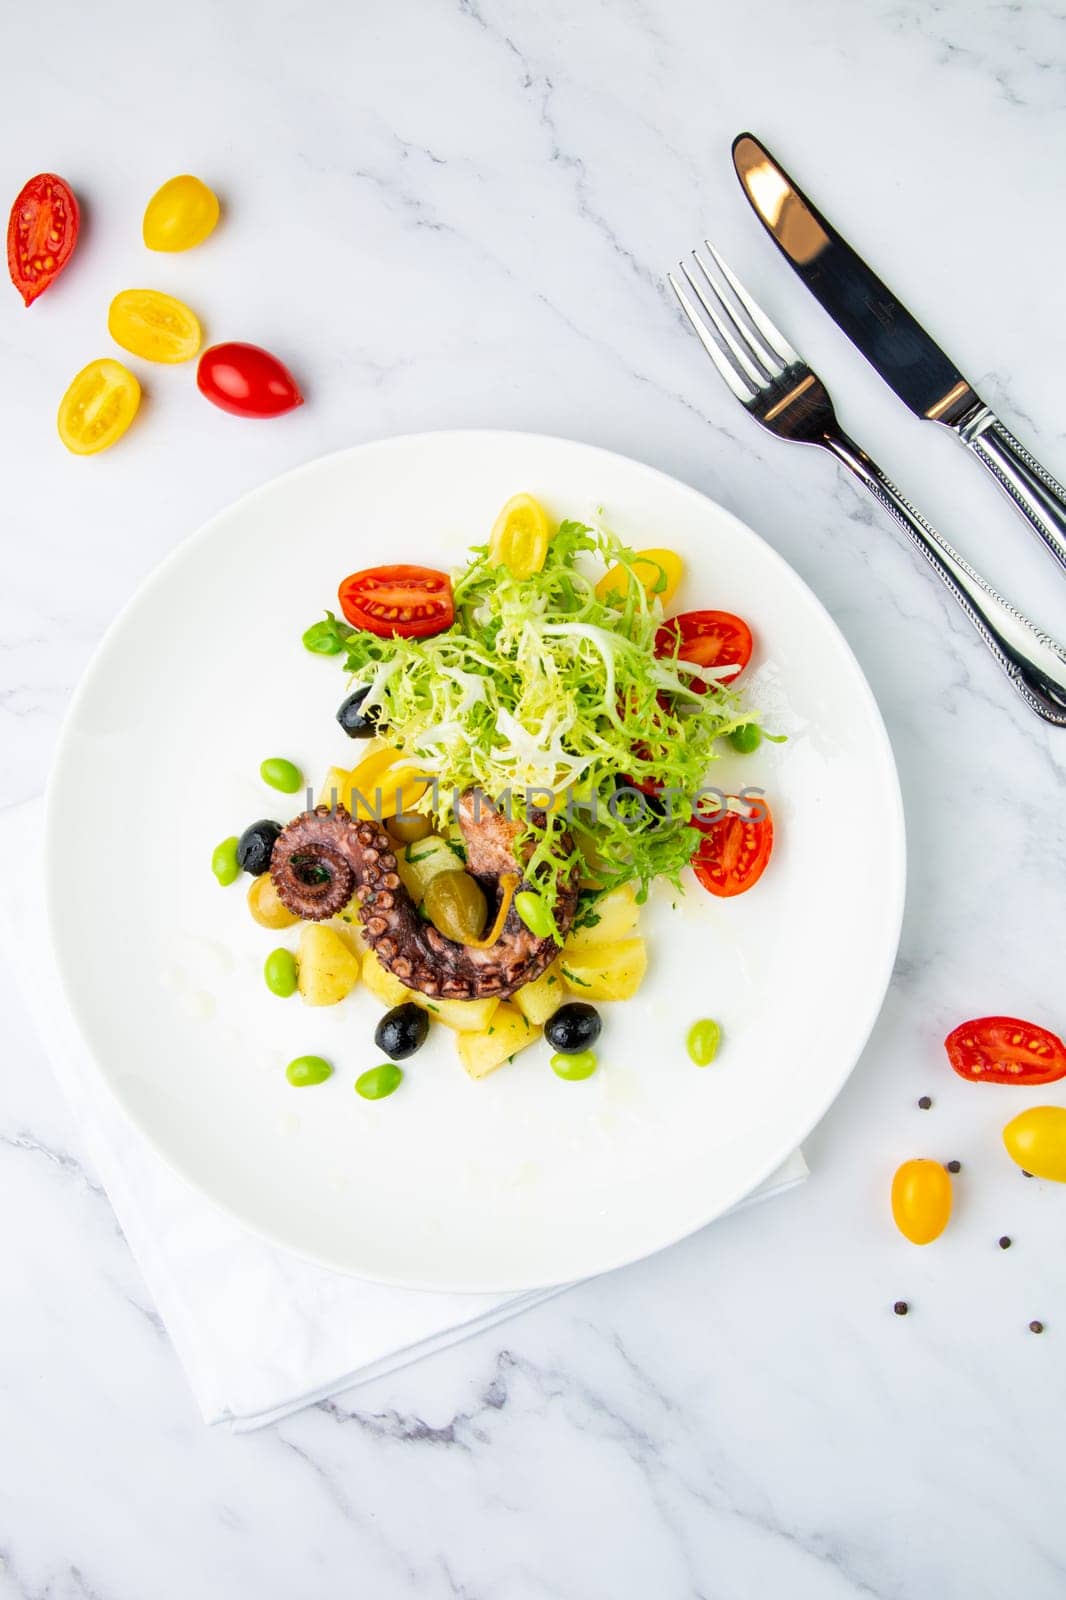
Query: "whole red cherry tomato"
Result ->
[[196, 342, 303, 417], [7, 174, 80, 306]]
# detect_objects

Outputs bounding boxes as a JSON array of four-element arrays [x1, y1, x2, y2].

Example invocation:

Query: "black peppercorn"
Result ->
[[917, 1096, 932, 1110], [946, 1160, 961, 1173], [1029, 1320, 1044, 1334], [893, 1300, 909, 1316], [998, 1236, 1012, 1250]]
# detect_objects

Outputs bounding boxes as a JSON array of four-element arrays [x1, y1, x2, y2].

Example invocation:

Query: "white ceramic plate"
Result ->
[[45, 432, 905, 1291]]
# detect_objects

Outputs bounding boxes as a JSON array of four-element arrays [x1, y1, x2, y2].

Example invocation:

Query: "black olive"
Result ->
[[237, 819, 282, 876], [337, 686, 383, 739], [545, 1002, 602, 1055], [375, 1002, 430, 1060]]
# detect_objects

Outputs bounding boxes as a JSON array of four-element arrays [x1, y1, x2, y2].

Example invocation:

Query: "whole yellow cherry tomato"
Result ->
[[891, 1158, 952, 1244], [57, 358, 141, 455], [489, 493, 551, 579], [143, 175, 220, 252], [596, 547, 683, 609], [108, 288, 202, 364], [1003, 1106, 1066, 1182]]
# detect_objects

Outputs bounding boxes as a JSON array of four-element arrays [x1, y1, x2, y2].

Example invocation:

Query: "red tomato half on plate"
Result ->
[[339, 564, 455, 639], [7, 173, 80, 306], [944, 1017, 1066, 1085], [655, 610, 753, 693], [196, 342, 303, 417], [691, 797, 773, 897]]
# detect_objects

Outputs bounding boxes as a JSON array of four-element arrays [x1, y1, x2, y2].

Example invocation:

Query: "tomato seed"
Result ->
[[917, 1096, 932, 1110], [998, 1236, 1012, 1249], [1029, 1320, 1044, 1334], [893, 1301, 909, 1316]]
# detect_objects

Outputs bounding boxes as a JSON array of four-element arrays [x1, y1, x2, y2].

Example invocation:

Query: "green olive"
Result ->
[[264, 948, 299, 998], [355, 1062, 403, 1100], [260, 756, 304, 793], [550, 1049, 597, 1081], [423, 870, 489, 944], [728, 723, 762, 754], [687, 1018, 721, 1066], [515, 890, 554, 939], [386, 811, 432, 845], [286, 1054, 332, 1087], [211, 836, 240, 886]]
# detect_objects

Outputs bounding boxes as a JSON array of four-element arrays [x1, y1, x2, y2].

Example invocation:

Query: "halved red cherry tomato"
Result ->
[[338, 564, 455, 639], [7, 174, 79, 306], [655, 610, 753, 693], [196, 342, 303, 417], [691, 797, 773, 897], [944, 1017, 1066, 1086]]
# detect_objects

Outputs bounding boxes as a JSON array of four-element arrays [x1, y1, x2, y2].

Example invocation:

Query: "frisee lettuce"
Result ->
[[303, 520, 757, 935]]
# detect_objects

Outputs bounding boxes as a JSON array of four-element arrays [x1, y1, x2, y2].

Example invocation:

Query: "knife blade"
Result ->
[[732, 132, 1066, 576]]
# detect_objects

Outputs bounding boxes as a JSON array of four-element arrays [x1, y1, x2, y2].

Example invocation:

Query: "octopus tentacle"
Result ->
[[269, 796, 577, 1001]]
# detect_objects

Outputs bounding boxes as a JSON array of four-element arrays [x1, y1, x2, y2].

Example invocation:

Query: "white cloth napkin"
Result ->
[[1, 799, 807, 1430]]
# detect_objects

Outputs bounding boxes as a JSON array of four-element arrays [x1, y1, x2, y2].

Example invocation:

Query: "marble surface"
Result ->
[[2, 0, 1066, 1593]]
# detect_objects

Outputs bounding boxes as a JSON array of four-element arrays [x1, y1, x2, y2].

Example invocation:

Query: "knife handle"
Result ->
[[953, 405, 1066, 576], [824, 431, 1066, 726]]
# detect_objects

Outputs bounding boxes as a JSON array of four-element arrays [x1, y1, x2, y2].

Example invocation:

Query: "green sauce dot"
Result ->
[[687, 1018, 721, 1066]]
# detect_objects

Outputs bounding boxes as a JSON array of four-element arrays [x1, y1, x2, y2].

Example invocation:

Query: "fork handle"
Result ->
[[948, 405, 1066, 576], [825, 431, 1066, 726]]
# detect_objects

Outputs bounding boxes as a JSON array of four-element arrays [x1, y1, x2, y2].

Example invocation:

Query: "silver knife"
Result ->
[[732, 133, 1066, 577]]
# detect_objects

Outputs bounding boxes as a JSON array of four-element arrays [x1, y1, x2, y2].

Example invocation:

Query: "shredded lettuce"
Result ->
[[304, 520, 757, 934]]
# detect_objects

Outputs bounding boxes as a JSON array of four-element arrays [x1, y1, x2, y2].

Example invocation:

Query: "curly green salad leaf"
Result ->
[[304, 520, 758, 935]]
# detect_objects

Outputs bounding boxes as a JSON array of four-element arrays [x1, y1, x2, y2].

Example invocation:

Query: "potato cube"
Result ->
[[456, 1003, 541, 1079], [512, 960, 565, 1026], [565, 885, 640, 953], [418, 993, 500, 1033], [560, 938, 647, 1002], [297, 924, 361, 1006], [360, 947, 413, 1009]]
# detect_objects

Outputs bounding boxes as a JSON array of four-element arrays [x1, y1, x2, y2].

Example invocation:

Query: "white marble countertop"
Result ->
[[3, 1, 1066, 1594]]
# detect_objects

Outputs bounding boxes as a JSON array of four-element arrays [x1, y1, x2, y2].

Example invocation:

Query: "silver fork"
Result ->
[[669, 244, 1066, 726]]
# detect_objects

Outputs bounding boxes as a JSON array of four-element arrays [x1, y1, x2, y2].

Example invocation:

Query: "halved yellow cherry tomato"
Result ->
[[142, 175, 220, 252], [57, 359, 141, 455], [1003, 1106, 1066, 1182], [595, 547, 683, 608], [891, 1159, 952, 1245], [489, 493, 551, 580], [348, 746, 429, 820], [108, 288, 201, 364]]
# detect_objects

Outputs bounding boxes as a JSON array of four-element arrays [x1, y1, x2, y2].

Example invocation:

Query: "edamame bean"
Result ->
[[550, 1049, 597, 1081], [687, 1018, 721, 1066], [286, 1054, 332, 1087], [355, 1063, 403, 1100], [260, 756, 304, 794], [516, 890, 554, 939], [728, 723, 762, 754], [264, 948, 299, 998], [211, 835, 240, 886]]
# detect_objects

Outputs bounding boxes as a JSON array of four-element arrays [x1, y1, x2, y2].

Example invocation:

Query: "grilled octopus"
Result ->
[[270, 790, 578, 1001]]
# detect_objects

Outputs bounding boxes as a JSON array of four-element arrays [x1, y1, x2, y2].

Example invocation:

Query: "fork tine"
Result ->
[[668, 272, 758, 403], [701, 242, 800, 370], [678, 259, 768, 389]]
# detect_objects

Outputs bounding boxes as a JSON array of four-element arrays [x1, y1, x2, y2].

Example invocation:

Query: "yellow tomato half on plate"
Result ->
[[489, 493, 552, 580], [57, 359, 141, 455], [596, 547, 683, 608], [142, 174, 220, 252], [108, 288, 202, 364]]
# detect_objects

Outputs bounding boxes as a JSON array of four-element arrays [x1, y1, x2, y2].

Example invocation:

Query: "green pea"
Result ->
[[264, 948, 299, 998], [728, 723, 762, 754], [286, 1055, 333, 1087], [260, 756, 303, 794], [687, 1018, 721, 1066], [211, 836, 240, 886], [550, 1049, 597, 1081], [516, 890, 554, 939], [355, 1062, 403, 1100]]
